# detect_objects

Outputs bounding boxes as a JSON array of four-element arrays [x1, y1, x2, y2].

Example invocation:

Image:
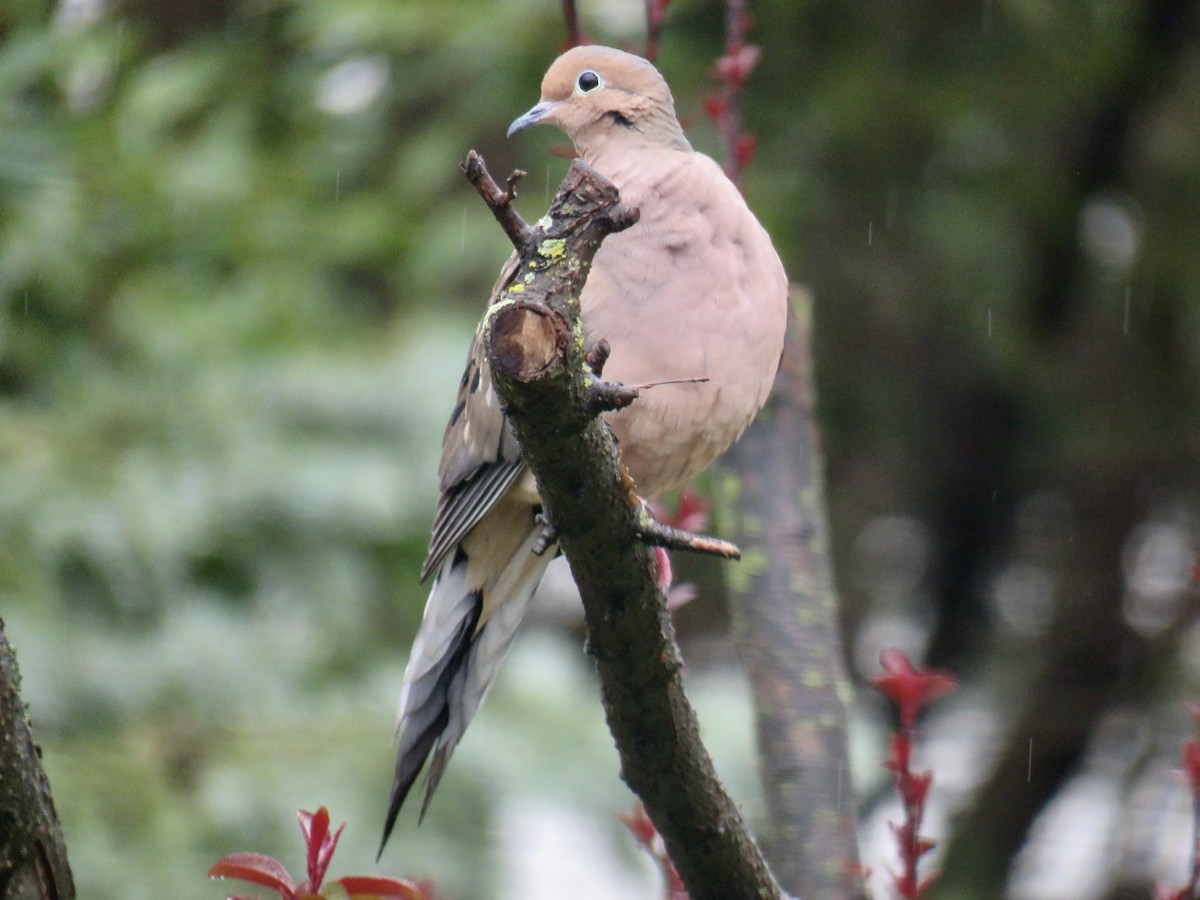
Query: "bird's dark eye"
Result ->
[[576, 70, 601, 93]]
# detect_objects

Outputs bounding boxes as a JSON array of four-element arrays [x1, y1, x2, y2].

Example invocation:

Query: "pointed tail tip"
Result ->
[[378, 754, 427, 860], [377, 807, 399, 862]]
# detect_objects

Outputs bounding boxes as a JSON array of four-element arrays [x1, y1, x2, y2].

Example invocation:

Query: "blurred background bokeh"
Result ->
[[1, 0, 1198, 897]]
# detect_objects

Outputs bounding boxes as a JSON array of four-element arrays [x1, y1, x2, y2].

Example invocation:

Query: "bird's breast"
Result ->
[[578, 150, 787, 498]]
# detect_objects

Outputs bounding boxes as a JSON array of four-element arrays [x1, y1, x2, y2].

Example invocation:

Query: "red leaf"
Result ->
[[299, 807, 345, 890], [914, 836, 937, 857], [702, 93, 727, 125], [618, 802, 657, 847], [714, 45, 762, 87], [209, 853, 296, 898], [338, 875, 428, 899], [669, 488, 711, 533], [646, 490, 710, 536], [1183, 740, 1200, 796], [733, 133, 757, 174], [905, 771, 934, 807], [872, 649, 957, 728]]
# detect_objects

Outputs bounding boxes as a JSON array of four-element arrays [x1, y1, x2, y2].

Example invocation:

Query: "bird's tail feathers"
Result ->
[[379, 527, 556, 855]]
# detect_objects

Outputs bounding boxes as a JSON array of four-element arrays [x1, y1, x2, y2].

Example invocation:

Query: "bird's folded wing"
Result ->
[[421, 253, 528, 581]]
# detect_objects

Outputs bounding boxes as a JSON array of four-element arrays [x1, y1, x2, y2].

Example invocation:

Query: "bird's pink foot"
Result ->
[[654, 546, 673, 591]]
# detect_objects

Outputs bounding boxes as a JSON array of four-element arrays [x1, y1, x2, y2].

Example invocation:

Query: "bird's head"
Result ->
[[508, 45, 691, 158]]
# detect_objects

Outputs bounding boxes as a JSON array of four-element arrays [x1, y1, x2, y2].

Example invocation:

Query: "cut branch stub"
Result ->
[[488, 301, 569, 383], [470, 150, 639, 432]]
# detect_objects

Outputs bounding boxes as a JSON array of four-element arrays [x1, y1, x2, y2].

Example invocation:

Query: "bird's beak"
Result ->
[[507, 100, 558, 138]]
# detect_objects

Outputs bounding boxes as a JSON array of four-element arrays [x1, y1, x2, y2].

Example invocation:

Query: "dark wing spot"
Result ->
[[448, 398, 466, 427], [470, 366, 482, 393], [607, 110, 635, 129]]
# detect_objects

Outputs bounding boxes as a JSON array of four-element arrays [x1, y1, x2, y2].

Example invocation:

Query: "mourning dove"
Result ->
[[380, 45, 787, 848]]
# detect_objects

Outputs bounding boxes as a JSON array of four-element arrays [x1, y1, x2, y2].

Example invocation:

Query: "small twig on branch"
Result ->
[[465, 150, 782, 900], [705, 0, 761, 184], [461, 150, 533, 253], [635, 512, 742, 560], [587, 379, 642, 414], [586, 376, 709, 415], [585, 338, 611, 374], [504, 169, 525, 203]]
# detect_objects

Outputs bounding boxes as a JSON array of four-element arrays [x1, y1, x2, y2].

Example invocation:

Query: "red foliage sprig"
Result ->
[[647, 488, 710, 603], [1156, 703, 1200, 900], [620, 802, 688, 900], [644, 0, 672, 63], [871, 649, 957, 899], [704, 0, 761, 183], [208, 808, 428, 900]]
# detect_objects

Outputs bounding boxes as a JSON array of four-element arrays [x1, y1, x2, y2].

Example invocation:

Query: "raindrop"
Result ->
[[868, 220, 873, 246]]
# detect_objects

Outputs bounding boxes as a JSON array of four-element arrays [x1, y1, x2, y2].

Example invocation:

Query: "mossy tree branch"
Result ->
[[464, 150, 785, 900], [721, 290, 862, 898]]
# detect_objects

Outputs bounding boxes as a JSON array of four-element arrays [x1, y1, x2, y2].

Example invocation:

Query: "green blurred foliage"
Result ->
[[0, 2, 761, 898], [2, 0, 1199, 896]]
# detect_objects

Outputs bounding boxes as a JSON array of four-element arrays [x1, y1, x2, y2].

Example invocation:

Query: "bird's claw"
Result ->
[[532, 512, 559, 556]]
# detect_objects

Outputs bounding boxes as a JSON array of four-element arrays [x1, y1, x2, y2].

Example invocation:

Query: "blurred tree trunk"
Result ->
[[0, 619, 75, 900], [930, 479, 1141, 895], [722, 288, 862, 899], [930, 0, 1200, 888]]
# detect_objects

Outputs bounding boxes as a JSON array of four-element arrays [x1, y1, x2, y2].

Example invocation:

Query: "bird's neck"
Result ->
[[573, 108, 691, 166], [578, 131, 691, 188]]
